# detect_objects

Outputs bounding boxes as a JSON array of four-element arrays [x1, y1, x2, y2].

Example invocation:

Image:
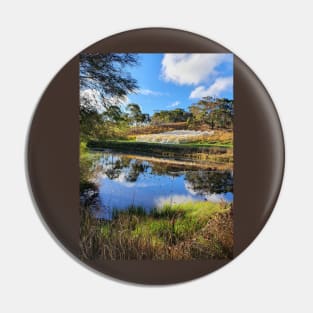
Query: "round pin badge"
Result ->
[[27, 28, 284, 284]]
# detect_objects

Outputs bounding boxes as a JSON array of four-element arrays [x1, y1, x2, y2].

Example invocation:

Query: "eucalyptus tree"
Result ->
[[79, 53, 139, 139], [188, 97, 233, 129], [126, 103, 144, 126]]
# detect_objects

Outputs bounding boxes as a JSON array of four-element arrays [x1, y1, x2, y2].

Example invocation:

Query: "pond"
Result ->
[[83, 150, 233, 219]]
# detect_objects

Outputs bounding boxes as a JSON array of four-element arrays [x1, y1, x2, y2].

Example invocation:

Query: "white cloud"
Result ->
[[167, 100, 180, 108], [137, 88, 164, 96], [161, 53, 230, 85], [189, 76, 233, 99]]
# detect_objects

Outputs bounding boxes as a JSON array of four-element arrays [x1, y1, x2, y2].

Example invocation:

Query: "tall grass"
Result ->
[[132, 128, 233, 146], [80, 201, 233, 260], [136, 131, 214, 144]]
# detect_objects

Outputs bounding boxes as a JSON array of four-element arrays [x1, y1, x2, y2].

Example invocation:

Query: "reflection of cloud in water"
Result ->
[[100, 172, 153, 188], [92, 152, 233, 218], [205, 193, 226, 202], [113, 172, 134, 187], [113, 172, 161, 188], [184, 181, 198, 195], [184, 180, 231, 203]]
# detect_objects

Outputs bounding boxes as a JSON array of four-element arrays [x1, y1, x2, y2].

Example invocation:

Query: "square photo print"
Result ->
[[80, 53, 233, 260]]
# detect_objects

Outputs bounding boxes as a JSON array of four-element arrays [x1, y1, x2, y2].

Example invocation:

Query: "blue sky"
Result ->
[[125, 53, 233, 115]]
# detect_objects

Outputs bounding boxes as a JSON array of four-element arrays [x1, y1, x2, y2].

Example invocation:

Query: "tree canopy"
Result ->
[[188, 97, 233, 129], [80, 53, 139, 139], [151, 108, 191, 124], [80, 53, 138, 109], [79, 52, 233, 141], [126, 103, 143, 125]]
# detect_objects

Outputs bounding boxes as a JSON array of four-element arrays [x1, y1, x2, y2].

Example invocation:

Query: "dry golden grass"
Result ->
[[80, 203, 233, 260], [130, 127, 233, 146], [136, 132, 214, 144], [205, 130, 233, 145], [128, 122, 188, 136]]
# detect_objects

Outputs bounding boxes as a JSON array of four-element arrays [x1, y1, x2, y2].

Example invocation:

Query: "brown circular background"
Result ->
[[27, 28, 284, 284]]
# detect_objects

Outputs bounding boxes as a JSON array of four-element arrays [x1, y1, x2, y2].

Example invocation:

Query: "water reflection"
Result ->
[[86, 151, 233, 218], [185, 171, 233, 195]]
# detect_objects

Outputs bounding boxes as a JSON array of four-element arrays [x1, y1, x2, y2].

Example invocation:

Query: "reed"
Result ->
[[80, 202, 233, 260]]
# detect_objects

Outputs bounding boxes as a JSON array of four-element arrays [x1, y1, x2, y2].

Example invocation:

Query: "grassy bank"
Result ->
[[87, 139, 233, 168], [88, 139, 232, 149], [80, 201, 233, 260]]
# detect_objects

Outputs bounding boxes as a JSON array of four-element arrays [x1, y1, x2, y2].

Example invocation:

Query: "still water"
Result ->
[[87, 151, 233, 219]]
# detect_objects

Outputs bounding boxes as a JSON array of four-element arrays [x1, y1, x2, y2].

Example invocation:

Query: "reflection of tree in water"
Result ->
[[185, 170, 233, 195], [125, 160, 147, 182], [104, 167, 121, 180], [151, 164, 179, 177], [99, 155, 133, 180], [120, 156, 132, 168], [102, 155, 122, 179], [99, 155, 148, 182], [92, 154, 233, 193]]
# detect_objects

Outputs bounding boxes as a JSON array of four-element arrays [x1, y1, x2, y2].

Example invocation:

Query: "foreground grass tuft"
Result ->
[[80, 201, 233, 260]]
